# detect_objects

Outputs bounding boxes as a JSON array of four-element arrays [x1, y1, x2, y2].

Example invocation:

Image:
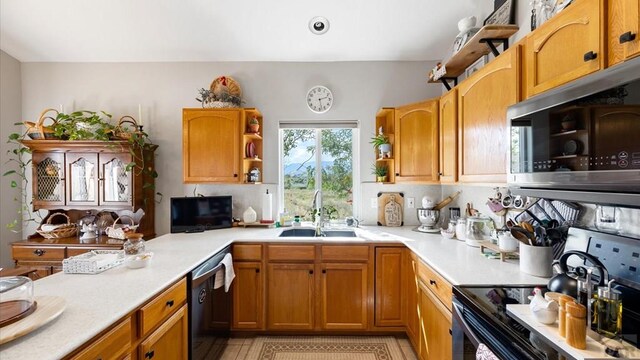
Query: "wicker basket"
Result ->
[[111, 116, 141, 140], [105, 216, 139, 240], [23, 108, 59, 140], [209, 76, 242, 98], [37, 213, 76, 239]]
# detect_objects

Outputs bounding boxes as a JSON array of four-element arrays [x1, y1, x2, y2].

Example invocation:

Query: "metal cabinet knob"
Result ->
[[166, 300, 174, 307], [583, 51, 597, 62], [33, 249, 46, 256], [145, 350, 155, 359], [429, 279, 437, 286], [309, 270, 314, 275], [620, 31, 637, 44]]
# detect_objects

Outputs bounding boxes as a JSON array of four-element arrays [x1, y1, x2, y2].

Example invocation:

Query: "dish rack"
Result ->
[[62, 250, 125, 274]]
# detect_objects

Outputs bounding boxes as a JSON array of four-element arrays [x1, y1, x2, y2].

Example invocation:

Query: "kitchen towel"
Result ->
[[213, 253, 236, 292], [476, 344, 499, 360]]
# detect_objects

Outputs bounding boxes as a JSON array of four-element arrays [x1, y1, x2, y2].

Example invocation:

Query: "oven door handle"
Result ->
[[192, 262, 225, 287], [452, 301, 481, 348]]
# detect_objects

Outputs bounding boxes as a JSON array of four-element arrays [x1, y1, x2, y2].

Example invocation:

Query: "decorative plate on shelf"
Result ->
[[245, 142, 256, 158]]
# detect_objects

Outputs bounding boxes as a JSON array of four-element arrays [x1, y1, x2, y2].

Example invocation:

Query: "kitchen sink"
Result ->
[[278, 229, 357, 238]]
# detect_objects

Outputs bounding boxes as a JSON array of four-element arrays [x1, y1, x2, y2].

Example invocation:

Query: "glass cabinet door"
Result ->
[[32, 152, 66, 209], [99, 153, 133, 206], [66, 153, 99, 207]]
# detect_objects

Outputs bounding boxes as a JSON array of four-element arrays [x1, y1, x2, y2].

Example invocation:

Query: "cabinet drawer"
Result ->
[[69, 317, 131, 360], [321, 245, 369, 262], [138, 278, 187, 336], [233, 244, 262, 261], [267, 245, 315, 261], [13, 246, 65, 261], [417, 261, 452, 310]]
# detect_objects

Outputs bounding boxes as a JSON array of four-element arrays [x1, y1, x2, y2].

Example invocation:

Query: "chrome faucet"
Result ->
[[312, 189, 323, 236]]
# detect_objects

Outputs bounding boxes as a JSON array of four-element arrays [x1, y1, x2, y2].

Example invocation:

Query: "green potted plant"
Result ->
[[247, 117, 260, 133], [372, 164, 389, 183], [370, 133, 391, 159], [53, 110, 114, 140]]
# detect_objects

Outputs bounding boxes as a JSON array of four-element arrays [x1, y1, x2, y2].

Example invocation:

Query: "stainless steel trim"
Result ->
[[452, 301, 480, 348], [510, 188, 640, 208]]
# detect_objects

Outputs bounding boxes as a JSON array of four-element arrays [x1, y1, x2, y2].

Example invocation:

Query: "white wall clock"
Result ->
[[306, 85, 333, 114]]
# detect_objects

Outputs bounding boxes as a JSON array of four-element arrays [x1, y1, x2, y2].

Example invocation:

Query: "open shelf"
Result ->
[[243, 132, 262, 140], [243, 158, 262, 162], [552, 154, 588, 159], [376, 157, 394, 162], [550, 129, 588, 137], [428, 25, 519, 90]]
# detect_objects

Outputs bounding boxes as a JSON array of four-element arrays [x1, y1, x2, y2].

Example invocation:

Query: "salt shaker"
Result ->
[[558, 294, 574, 338]]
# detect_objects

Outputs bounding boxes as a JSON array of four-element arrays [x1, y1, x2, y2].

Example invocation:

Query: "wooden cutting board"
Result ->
[[377, 192, 404, 226], [0, 296, 66, 345]]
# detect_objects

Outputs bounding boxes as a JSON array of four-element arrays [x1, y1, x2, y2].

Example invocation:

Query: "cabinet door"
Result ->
[[183, 109, 241, 183], [419, 282, 452, 360], [525, 0, 604, 98], [99, 152, 133, 207], [439, 89, 458, 183], [320, 263, 368, 330], [66, 153, 99, 207], [405, 252, 420, 350], [32, 152, 65, 208], [139, 305, 188, 360], [69, 317, 131, 360], [375, 247, 404, 327], [395, 99, 439, 182], [267, 263, 315, 330], [458, 46, 520, 183], [232, 262, 263, 329], [608, 0, 640, 66]]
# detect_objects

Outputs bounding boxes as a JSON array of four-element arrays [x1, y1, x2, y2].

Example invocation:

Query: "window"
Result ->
[[280, 122, 358, 221]]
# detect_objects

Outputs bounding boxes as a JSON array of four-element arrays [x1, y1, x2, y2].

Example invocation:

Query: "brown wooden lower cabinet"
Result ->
[[321, 262, 368, 330], [405, 251, 420, 350], [139, 304, 188, 360], [418, 281, 452, 360], [267, 263, 315, 330], [375, 247, 405, 327], [65, 278, 187, 360], [232, 261, 264, 329]]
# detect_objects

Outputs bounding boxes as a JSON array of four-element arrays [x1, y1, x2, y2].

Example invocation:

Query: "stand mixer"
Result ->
[[415, 208, 440, 233]]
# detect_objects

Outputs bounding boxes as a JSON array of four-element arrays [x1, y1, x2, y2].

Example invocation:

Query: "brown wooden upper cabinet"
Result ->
[[457, 45, 520, 183], [395, 99, 439, 182], [524, 0, 605, 98], [183, 108, 263, 183], [438, 89, 458, 183], [608, 0, 640, 66]]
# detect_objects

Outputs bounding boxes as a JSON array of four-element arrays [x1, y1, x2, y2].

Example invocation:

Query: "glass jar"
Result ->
[[123, 233, 145, 255], [465, 215, 493, 247], [455, 218, 467, 240], [0, 276, 35, 325]]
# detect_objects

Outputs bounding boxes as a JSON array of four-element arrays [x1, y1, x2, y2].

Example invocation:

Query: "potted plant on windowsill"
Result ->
[[372, 164, 389, 183], [370, 132, 391, 159]]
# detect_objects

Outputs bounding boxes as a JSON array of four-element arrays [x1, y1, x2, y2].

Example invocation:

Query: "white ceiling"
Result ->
[[1, 0, 491, 62]]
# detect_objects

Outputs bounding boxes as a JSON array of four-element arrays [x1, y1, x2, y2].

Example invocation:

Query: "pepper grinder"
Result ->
[[565, 301, 587, 349], [596, 279, 623, 338]]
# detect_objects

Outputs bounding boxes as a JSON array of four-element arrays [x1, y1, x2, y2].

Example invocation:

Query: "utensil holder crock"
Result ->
[[519, 243, 553, 277]]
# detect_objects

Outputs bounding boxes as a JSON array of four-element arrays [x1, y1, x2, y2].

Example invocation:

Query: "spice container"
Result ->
[[596, 279, 623, 338], [455, 218, 466, 241], [565, 301, 587, 349], [558, 294, 574, 338], [123, 233, 146, 255]]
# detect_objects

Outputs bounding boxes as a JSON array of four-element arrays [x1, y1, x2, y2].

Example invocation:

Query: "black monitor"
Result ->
[[170, 196, 232, 233]]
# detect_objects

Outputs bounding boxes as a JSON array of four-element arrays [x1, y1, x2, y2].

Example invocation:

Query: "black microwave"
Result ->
[[508, 56, 640, 208], [170, 196, 233, 233]]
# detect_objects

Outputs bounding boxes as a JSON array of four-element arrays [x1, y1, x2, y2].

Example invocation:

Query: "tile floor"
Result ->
[[219, 336, 418, 360]]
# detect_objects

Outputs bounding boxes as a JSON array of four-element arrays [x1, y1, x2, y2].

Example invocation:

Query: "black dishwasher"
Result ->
[[188, 246, 232, 360]]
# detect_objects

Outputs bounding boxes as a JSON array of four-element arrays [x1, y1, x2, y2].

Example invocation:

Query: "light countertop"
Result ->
[[0, 225, 549, 360]]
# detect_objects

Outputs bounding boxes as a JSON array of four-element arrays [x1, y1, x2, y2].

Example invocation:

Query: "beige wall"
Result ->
[[0, 50, 22, 269], [20, 61, 441, 235]]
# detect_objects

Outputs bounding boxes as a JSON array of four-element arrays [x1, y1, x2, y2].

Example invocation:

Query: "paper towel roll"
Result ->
[[262, 190, 273, 221]]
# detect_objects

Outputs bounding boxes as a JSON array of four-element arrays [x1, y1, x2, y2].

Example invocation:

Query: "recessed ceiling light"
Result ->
[[309, 16, 330, 35]]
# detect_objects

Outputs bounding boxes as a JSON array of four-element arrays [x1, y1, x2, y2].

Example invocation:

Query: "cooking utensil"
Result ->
[[433, 191, 461, 210], [520, 221, 534, 233], [510, 227, 531, 245]]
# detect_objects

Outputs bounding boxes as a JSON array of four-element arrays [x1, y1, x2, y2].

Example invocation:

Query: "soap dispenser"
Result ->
[[596, 279, 623, 338]]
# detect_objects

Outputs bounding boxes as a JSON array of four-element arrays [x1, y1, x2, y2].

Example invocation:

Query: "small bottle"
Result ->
[[455, 218, 467, 240], [565, 301, 587, 349], [123, 233, 145, 255], [596, 280, 623, 338]]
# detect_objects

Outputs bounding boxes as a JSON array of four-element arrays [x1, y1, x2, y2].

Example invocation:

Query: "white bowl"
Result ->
[[440, 230, 456, 239], [125, 252, 153, 269], [531, 307, 558, 325]]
